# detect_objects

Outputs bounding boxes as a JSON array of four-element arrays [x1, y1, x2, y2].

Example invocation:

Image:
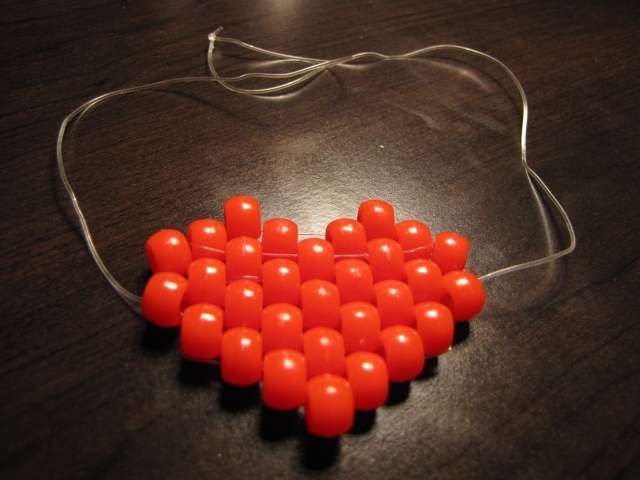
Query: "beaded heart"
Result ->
[[141, 195, 484, 437]]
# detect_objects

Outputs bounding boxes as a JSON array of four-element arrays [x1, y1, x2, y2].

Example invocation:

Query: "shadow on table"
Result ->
[[417, 357, 439, 381], [178, 359, 220, 386], [257, 360, 440, 469], [139, 324, 179, 354], [454, 322, 471, 345], [140, 317, 468, 470], [299, 433, 341, 470], [219, 382, 262, 412]]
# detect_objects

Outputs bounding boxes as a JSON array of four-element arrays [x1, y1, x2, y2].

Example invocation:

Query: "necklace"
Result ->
[[56, 28, 576, 438]]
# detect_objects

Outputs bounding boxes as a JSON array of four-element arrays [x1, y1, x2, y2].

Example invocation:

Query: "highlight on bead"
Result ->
[[262, 349, 307, 410], [226, 236, 262, 282], [261, 303, 304, 354], [346, 352, 389, 410], [224, 279, 263, 330], [221, 327, 262, 386], [136, 196, 489, 436], [414, 302, 454, 357], [335, 259, 374, 304], [305, 374, 354, 437], [145, 229, 192, 276], [187, 219, 227, 261], [142, 272, 188, 328], [326, 218, 368, 256], [184, 258, 226, 307], [298, 237, 335, 282], [224, 195, 261, 239], [262, 218, 298, 260], [181, 303, 224, 362], [303, 327, 346, 378], [262, 258, 300, 306]]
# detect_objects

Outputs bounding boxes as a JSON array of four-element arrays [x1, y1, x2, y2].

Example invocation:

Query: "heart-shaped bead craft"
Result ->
[[141, 195, 484, 437], [55, 29, 577, 440]]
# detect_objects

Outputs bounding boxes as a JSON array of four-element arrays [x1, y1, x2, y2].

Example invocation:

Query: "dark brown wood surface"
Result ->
[[2, 1, 639, 478]]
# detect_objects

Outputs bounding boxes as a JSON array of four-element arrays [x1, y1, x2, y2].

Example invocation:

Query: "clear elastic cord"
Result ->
[[56, 27, 576, 314]]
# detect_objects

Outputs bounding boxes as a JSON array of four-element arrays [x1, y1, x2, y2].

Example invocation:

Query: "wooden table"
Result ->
[[2, 1, 639, 478]]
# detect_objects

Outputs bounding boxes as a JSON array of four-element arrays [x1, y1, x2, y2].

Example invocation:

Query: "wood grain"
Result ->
[[1, 1, 639, 478]]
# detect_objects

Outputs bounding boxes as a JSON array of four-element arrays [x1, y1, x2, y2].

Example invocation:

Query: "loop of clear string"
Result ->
[[56, 26, 576, 315]]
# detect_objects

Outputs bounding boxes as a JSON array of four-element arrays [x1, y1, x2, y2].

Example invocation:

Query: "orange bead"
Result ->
[[262, 304, 304, 353], [297, 238, 335, 282], [186, 219, 227, 261], [431, 231, 469, 274], [441, 271, 485, 321], [346, 352, 389, 410], [380, 326, 424, 382], [404, 259, 443, 303], [357, 199, 397, 240], [221, 327, 262, 386], [184, 258, 226, 307], [262, 349, 307, 410], [340, 302, 381, 354], [225, 236, 262, 282], [145, 229, 192, 276], [262, 218, 298, 260], [374, 280, 415, 328], [303, 327, 346, 378], [180, 303, 223, 362], [334, 259, 374, 304], [325, 218, 368, 256], [300, 280, 341, 330], [224, 280, 263, 330], [367, 238, 405, 282], [224, 195, 261, 239], [262, 259, 300, 306], [395, 220, 433, 261], [414, 302, 454, 358], [142, 272, 188, 328], [305, 374, 354, 437]]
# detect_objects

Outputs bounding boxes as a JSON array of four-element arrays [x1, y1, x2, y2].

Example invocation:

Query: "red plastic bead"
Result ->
[[262, 349, 307, 410], [404, 259, 443, 303], [300, 280, 341, 330], [395, 220, 433, 261], [374, 280, 415, 328], [224, 195, 261, 239], [186, 219, 227, 261], [303, 327, 346, 378], [180, 303, 223, 362], [441, 271, 485, 321], [325, 218, 368, 256], [334, 259, 374, 304], [225, 236, 262, 281], [367, 238, 405, 282], [346, 352, 389, 410], [298, 238, 335, 282], [305, 374, 354, 437], [431, 231, 469, 274], [224, 280, 263, 330], [262, 304, 304, 354], [184, 258, 226, 307], [341, 302, 381, 354], [380, 326, 425, 382], [262, 218, 298, 260], [357, 199, 397, 240], [262, 259, 300, 306], [414, 302, 454, 358], [221, 327, 262, 386], [145, 229, 192, 276], [142, 272, 188, 328]]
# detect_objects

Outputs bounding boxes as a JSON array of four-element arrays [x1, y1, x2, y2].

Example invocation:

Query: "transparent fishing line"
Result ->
[[56, 27, 576, 314]]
